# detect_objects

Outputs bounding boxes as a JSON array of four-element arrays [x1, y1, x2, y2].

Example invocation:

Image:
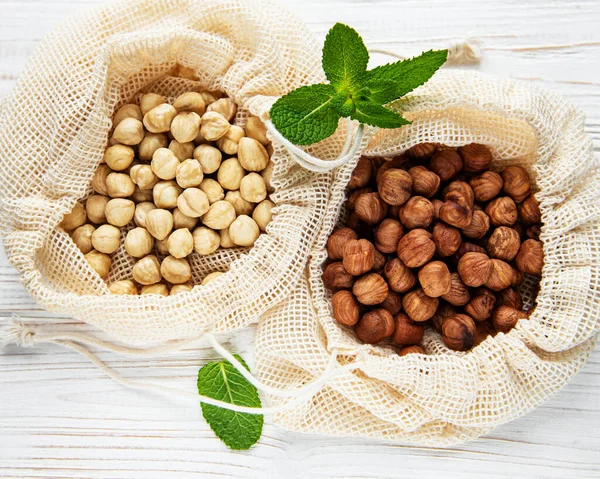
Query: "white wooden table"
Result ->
[[1, 1, 599, 477]]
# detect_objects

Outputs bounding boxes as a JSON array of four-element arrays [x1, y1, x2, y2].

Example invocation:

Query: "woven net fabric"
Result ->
[[255, 70, 600, 445]]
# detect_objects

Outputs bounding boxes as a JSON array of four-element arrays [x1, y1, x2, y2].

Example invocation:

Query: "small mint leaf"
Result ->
[[353, 80, 398, 105], [322, 23, 369, 92], [351, 100, 410, 129], [270, 84, 343, 145], [197, 354, 263, 450]]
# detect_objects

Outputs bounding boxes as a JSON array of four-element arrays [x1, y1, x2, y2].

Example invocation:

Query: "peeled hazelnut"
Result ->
[[455, 241, 486, 260], [418, 261, 452, 297], [134, 202, 156, 228], [399, 196, 434, 229], [429, 150, 463, 181], [486, 196, 518, 226], [169, 140, 195, 161], [253, 199, 274, 231], [237, 137, 269, 172], [124, 227, 154, 257], [138, 132, 168, 161], [192, 226, 220, 255], [377, 169, 413, 205], [218, 158, 246, 190], [228, 215, 260, 246], [140, 93, 166, 116], [432, 222, 462, 257], [461, 210, 490, 239], [397, 229, 435, 268], [171, 112, 202, 143], [160, 256, 191, 284], [200, 111, 230, 141], [343, 239, 375, 276], [207, 98, 237, 122], [85, 195, 109, 224], [439, 191, 473, 228], [130, 164, 158, 190], [380, 291, 403, 316], [519, 195, 541, 224], [113, 104, 142, 128], [374, 219, 404, 254], [442, 314, 476, 351], [225, 190, 254, 216], [141, 284, 169, 296], [105, 198, 135, 227], [85, 250, 111, 277], [177, 188, 210, 218], [261, 161, 275, 193], [492, 305, 526, 333], [167, 228, 194, 258], [398, 345, 426, 356], [406, 142, 437, 160], [487, 226, 521, 261], [240, 173, 267, 203], [485, 259, 514, 291], [392, 312, 424, 346], [109, 280, 138, 295], [458, 143, 493, 172], [203, 200, 236, 229], [353, 273, 388, 305], [526, 224, 542, 240], [403, 288, 439, 322], [153, 180, 182, 209], [202, 272, 224, 286], [112, 117, 144, 145], [170, 284, 193, 295], [132, 185, 153, 203], [327, 228, 359, 260], [441, 273, 471, 306], [145, 209, 174, 240], [173, 207, 198, 230], [151, 148, 180, 180], [384, 258, 416, 293], [155, 237, 170, 255], [348, 156, 372, 189], [91, 165, 111, 196], [355, 309, 395, 344], [199, 90, 221, 104], [502, 166, 531, 203], [355, 192, 388, 225], [515, 239, 544, 275], [143, 103, 177, 133], [331, 290, 360, 327], [216, 125, 245, 155], [464, 288, 496, 321], [176, 159, 203, 188], [408, 166, 440, 198], [173, 92, 206, 115], [470, 171, 503, 202], [106, 172, 135, 198], [323, 262, 354, 290], [72, 224, 95, 254], [91, 224, 120, 254], [497, 287, 523, 310], [194, 144, 222, 174], [104, 144, 134, 171], [132, 255, 161, 285], [219, 228, 236, 248], [245, 116, 269, 145]]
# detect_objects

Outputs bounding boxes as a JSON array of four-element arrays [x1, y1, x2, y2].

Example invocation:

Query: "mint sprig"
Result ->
[[270, 23, 448, 146]]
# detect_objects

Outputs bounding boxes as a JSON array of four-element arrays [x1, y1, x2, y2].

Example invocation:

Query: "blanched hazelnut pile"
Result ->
[[60, 90, 275, 295], [323, 143, 543, 354]]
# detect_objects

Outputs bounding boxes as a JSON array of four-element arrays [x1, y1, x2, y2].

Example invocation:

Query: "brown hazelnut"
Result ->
[[348, 156, 372, 189], [355, 192, 388, 225], [511, 268, 524, 288], [402, 288, 439, 322], [526, 224, 542, 240], [381, 291, 403, 315], [343, 239, 376, 276], [432, 222, 462, 257], [374, 219, 404, 253], [399, 196, 434, 229], [397, 229, 435, 268], [492, 306, 527, 333], [429, 150, 463, 181], [470, 171, 503, 202], [497, 287, 523, 310], [347, 187, 371, 210], [442, 314, 476, 351], [353, 273, 389, 305], [458, 143, 493, 172], [444, 181, 474, 207], [376, 157, 408, 184], [485, 259, 514, 291], [515, 239, 544, 275], [464, 288, 496, 321], [384, 258, 417, 293], [502, 166, 531, 203], [354, 309, 395, 344], [322, 262, 354, 290], [461, 210, 490, 239], [485, 197, 518, 226], [454, 241, 487, 260], [372, 250, 386, 273], [398, 345, 426, 356], [519, 195, 541, 224], [418, 261, 452, 297], [441, 273, 471, 306], [327, 227, 358, 260], [346, 212, 365, 233], [408, 166, 440, 198], [487, 226, 521, 261], [439, 191, 473, 228], [406, 143, 437, 160], [432, 199, 443, 219], [474, 321, 496, 346], [377, 169, 413, 206], [432, 303, 457, 333], [331, 290, 360, 327], [458, 252, 493, 287], [392, 312, 424, 346]]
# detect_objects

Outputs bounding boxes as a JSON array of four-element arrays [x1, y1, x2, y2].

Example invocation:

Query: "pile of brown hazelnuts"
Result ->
[[323, 143, 543, 355]]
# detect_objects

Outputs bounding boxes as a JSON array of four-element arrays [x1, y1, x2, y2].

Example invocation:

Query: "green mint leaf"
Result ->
[[353, 80, 398, 105], [322, 23, 369, 92], [332, 90, 355, 117], [270, 84, 343, 145], [365, 49, 448, 100], [197, 354, 263, 450], [351, 99, 411, 129]]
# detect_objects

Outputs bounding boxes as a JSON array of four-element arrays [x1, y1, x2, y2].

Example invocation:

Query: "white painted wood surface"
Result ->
[[1, 0, 600, 477]]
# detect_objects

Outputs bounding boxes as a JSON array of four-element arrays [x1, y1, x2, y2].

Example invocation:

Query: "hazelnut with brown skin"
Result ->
[[442, 314, 476, 351], [418, 261, 452, 297], [439, 191, 473, 228], [403, 288, 439, 322], [355, 192, 388, 225], [392, 312, 424, 346], [406, 143, 437, 160], [384, 258, 417, 293], [485, 197, 518, 226], [347, 156, 372, 189], [461, 210, 490, 239], [322, 262, 354, 290], [511, 268, 525, 288], [347, 187, 371, 210], [441, 273, 471, 306], [458, 252, 494, 287], [497, 287, 523, 310], [327, 227, 358, 260], [454, 241, 487, 260], [487, 226, 521, 261], [515, 239, 544, 275], [519, 195, 541, 224], [465, 288, 496, 321], [432, 303, 457, 334], [502, 166, 531, 203], [470, 171, 503, 202], [432, 222, 462, 257], [492, 306, 527, 333], [353, 273, 389, 305], [374, 219, 404, 254], [372, 250, 386, 273], [444, 181, 474, 207], [377, 169, 413, 206], [354, 309, 395, 344], [408, 166, 441, 198], [432, 199, 443, 219], [485, 259, 514, 291], [429, 150, 463, 181], [343, 239, 375, 276], [376, 157, 408, 183], [331, 290, 360, 327], [397, 229, 435, 268], [458, 143, 493, 172], [381, 291, 403, 315], [398, 345, 426, 356], [399, 196, 434, 229]]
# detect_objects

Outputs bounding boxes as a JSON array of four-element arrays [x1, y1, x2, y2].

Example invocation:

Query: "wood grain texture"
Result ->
[[1, 0, 599, 477]]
